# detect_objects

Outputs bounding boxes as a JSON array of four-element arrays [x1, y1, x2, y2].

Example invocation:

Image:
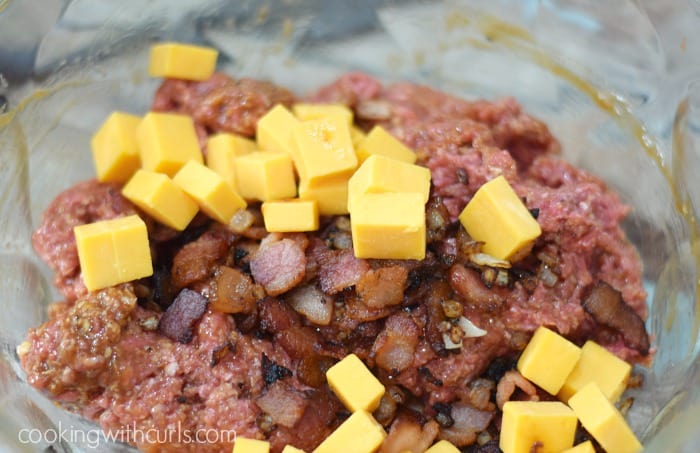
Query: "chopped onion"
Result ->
[[458, 316, 487, 338], [228, 208, 255, 233], [443, 332, 462, 350], [469, 253, 511, 269]]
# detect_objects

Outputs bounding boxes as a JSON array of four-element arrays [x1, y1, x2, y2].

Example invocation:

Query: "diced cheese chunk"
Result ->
[[350, 126, 366, 148], [425, 440, 461, 453], [234, 151, 297, 201], [149, 42, 218, 81], [257, 104, 300, 160], [558, 340, 632, 403], [206, 133, 255, 190], [355, 126, 416, 164], [173, 161, 246, 224], [262, 200, 319, 232], [74, 215, 153, 292], [351, 193, 426, 260], [326, 354, 385, 412], [298, 178, 349, 215], [347, 155, 431, 212], [500, 401, 577, 453], [232, 438, 270, 453], [312, 410, 386, 453], [568, 383, 642, 453], [292, 116, 357, 185], [90, 112, 141, 183], [458, 175, 541, 261], [137, 112, 203, 177], [517, 326, 581, 395], [122, 169, 199, 231], [281, 446, 306, 453], [292, 103, 353, 125], [561, 441, 596, 453]]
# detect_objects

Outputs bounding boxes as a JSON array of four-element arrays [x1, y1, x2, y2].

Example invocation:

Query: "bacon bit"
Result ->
[[356, 266, 408, 309], [419, 367, 443, 387], [255, 380, 308, 428], [157, 289, 208, 343], [286, 284, 333, 326], [496, 370, 539, 410], [251, 237, 306, 296], [261, 353, 292, 386], [373, 313, 421, 373], [380, 418, 439, 453], [439, 402, 494, 447], [209, 266, 257, 314], [171, 230, 230, 289]]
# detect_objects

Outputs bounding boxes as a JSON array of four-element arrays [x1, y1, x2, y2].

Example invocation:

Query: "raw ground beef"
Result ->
[[21, 72, 650, 452]]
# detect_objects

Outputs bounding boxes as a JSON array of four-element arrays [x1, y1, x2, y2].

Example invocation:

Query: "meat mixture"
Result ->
[[21, 72, 650, 452]]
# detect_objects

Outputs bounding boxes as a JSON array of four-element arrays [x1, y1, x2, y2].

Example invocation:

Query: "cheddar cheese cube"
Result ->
[[149, 42, 218, 81], [517, 326, 581, 395], [137, 112, 203, 177], [292, 116, 357, 185], [74, 215, 153, 292], [568, 383, 642, 453], [234, 152, 297, 202], [232, 437, 270, 453], [292, 103, 353, 125], [558, 340, 632, 403], [262, 200, 319, 232], [425, 440, 461, 453], [347, 155, 431, 212], [91, 112, 141, 183], [256, 104, 300, 160], [350, 126, 366, 148], [173, 161, 246, 224], [351, 193, 426, 260], [122, 169, 199, 231], [355, 126, 416, 164], [458, 175, 541, 261], [562, 441, 595, 453], [500, 401, 577, 453], [206, 133, 255, 189], [281, 446, 306, 453], [312, 410, 386, 453], [326, 354, 385, 412], [298, 178, 349, 215]]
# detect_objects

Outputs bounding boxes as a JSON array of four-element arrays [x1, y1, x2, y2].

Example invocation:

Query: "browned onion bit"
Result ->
[[157, 288, 208, 343], [441, 299, 463, 319], [426, 197, 450, 243]]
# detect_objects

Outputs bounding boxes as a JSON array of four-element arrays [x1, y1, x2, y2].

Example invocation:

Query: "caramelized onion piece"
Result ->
[[380, 418, 439, 453], [439, 403, 493, 447], [157, 288, 208, 343], [495, 370, 538, 410], [209, 266, 257, 314]]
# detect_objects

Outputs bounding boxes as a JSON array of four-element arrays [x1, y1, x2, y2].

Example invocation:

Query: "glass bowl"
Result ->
[[1, 0, 699, 451]]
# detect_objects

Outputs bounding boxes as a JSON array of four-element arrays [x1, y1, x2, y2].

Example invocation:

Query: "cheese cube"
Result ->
[[74, 215, 153, 292], [256, 104, 300, 160], [281, 447, 305, 453], [206, 133, 255, 189], [232, 438, 270, 453], [312, 410, 386, 453], [292, 103, 353, 125], [558, 340, 632, 403], [326, 354, 385, 412], [173, 161, 246, 224], [425, 440, 461, 453], [90, 112, 141, 183], [517, 326, 581, 395], [561, 441, 595, 453], [234, 152, 297, 202], [500, 401, 577, 453], [298, 178, 349, 215], [262, 200, 319, 232], [568, 383, 642, 453], [351, 193, 426, 260], [458, 175, 541, 261], [350, 126, 366, 148], [149, 42, 218, 81], [122, 170, 199, 231], [355, 126, 416, 164], [347, 155, 431, 212], [137, 112, 203, 177], [292, 116, 357, 185]]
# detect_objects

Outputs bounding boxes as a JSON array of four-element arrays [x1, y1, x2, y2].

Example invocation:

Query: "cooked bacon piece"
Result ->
[[251, 238, 306, 296], [258, 298, 301, 334], [255, 380, 308, 428], [157, 289, 208, 343], [449, 264, 505, 310], [286, 284, 333, 325], [209, 266, 258, 314], [495, 370, 539, 410], [380, 417, 439, 453], [356, 266, 408, 308], [310, 239, 370, 294], [171, 230, 230, 289], [439, 402, 494, 447], [373, 313, 421, 373]]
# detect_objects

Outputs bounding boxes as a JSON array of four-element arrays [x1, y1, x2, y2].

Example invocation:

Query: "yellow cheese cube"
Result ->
[[74, 215, 153, 292], [562, 441, 595, 453], [313, 410, 386, 453], [350, 126, 366, 148], [568, 383, 642, 453], [91, 112, 141, 183], [256, 104, 300, 160], [122, 169, 199, 231], [292, 116, 357, 185], [262, 200, 319, 232], [298, 178, 349, 216], [347, 155, 431, 212], [425, 440, 461, 453], [137, 112, 203, 177], [558, 340, 632, 403], [355, 126, 416, 164], [517, 326, 581, 395], [281, 446, 306, 453], [458, 175, 541, 261], [292, 103, 353, 125], [232, 438, 270, 453], [326, 354, 385, 412], [206, 133, 255, 189], [149, 42, 218, 81], [173, 161, 246, 224], [351, 193, 426, 260], [500, 401, 577, 453], [234, 152, 297, 202]]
